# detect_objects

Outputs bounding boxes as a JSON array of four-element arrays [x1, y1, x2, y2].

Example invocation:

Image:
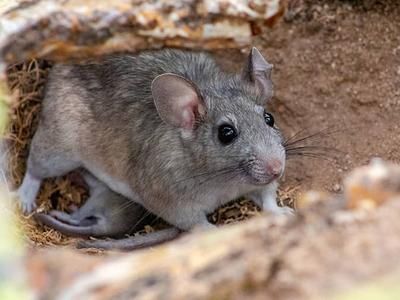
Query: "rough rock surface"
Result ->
[[0, 0, 283, 71], [26, 196, 400, 300]]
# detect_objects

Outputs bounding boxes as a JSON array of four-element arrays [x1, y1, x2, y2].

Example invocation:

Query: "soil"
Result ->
[[215, 0, 400, 197]]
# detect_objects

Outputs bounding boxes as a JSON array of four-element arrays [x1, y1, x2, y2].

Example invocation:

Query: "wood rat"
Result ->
[[17, 48, 292, 249]]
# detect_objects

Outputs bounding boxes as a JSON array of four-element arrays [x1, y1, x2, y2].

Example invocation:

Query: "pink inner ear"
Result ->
[[152, 73, 206, 129], [179, 100, 198, 129]]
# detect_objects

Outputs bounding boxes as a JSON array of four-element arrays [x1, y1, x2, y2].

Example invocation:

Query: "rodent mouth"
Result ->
[[251, 174, 279, 185], [239, 160, 284, 186], [240, 169, 280, 186]]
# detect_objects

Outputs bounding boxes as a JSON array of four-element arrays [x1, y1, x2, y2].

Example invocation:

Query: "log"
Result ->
[[20, 160, 400, 299], [25, 194, 400, 300], [0, 0, 283, 71]]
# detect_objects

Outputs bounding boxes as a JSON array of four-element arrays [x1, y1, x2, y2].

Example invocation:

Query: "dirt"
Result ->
[[216, 0, 400, 198]]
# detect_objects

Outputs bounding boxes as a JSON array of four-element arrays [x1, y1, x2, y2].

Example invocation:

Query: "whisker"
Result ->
[[146, 165, 243, 229], [281, 126, 345, 163], [283, 128, 308, 145], [285, 145, 343, 155], [128, 209, 154, 233], [195, 167, 240, 187], [283, 127, 341, 147], [109, 199, 138, 218], [286, 152, 336, 162], [170, 165, 239, 187]]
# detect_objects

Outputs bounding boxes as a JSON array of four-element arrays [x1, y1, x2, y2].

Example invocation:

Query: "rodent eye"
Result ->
[[264, 111, 274, 127], [218, 124, 238, 145]]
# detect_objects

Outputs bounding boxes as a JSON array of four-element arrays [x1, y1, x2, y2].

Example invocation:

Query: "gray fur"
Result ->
[[17, 48, 291, 248]]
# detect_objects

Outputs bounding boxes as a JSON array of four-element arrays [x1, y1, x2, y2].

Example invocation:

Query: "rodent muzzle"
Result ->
[[244, 157, 284, 185], [264, 159, 284, 179]]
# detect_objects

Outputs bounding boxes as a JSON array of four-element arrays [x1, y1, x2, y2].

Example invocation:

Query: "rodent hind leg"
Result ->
[[35, 177, 147, 238], [17, 131, 80, 214], [246, 181, 295, 216]]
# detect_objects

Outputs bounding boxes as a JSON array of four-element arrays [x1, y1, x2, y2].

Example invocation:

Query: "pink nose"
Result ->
[[265, 159, 283, 177]]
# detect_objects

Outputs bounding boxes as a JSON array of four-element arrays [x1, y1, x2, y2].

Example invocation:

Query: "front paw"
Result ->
[[190, 221, 217, 233], [267, 205, 295, 216]]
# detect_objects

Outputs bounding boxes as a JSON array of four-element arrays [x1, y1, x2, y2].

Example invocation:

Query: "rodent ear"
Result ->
[[243, 47, 274, 104], [151, 73, 205, 130]]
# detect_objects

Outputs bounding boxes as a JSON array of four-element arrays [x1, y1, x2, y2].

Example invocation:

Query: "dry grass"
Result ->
[[5, 59, 298, 249]]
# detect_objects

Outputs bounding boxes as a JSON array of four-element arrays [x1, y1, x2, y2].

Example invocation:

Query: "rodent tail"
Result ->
[[76, 227, 181, 251]]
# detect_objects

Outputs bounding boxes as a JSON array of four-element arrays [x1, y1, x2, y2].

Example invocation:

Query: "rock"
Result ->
[[0, 0, 284, 72], [344, 158, 400, 210], [332, 183, 341, 192], [24, 194, 400, 300]]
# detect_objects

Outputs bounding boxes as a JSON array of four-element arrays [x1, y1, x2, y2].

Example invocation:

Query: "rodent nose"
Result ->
[[265, 159, 283, 177]]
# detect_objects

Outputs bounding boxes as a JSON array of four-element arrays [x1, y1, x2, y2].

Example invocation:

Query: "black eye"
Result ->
[[264, 111, 274, 127], [218, 124, 238, 145]]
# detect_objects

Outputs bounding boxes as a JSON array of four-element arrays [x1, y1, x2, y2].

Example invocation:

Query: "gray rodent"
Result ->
[[17, 47, 292, 249]]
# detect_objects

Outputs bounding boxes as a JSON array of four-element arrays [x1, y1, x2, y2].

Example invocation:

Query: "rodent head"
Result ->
[[152, 47, 285, 186]]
